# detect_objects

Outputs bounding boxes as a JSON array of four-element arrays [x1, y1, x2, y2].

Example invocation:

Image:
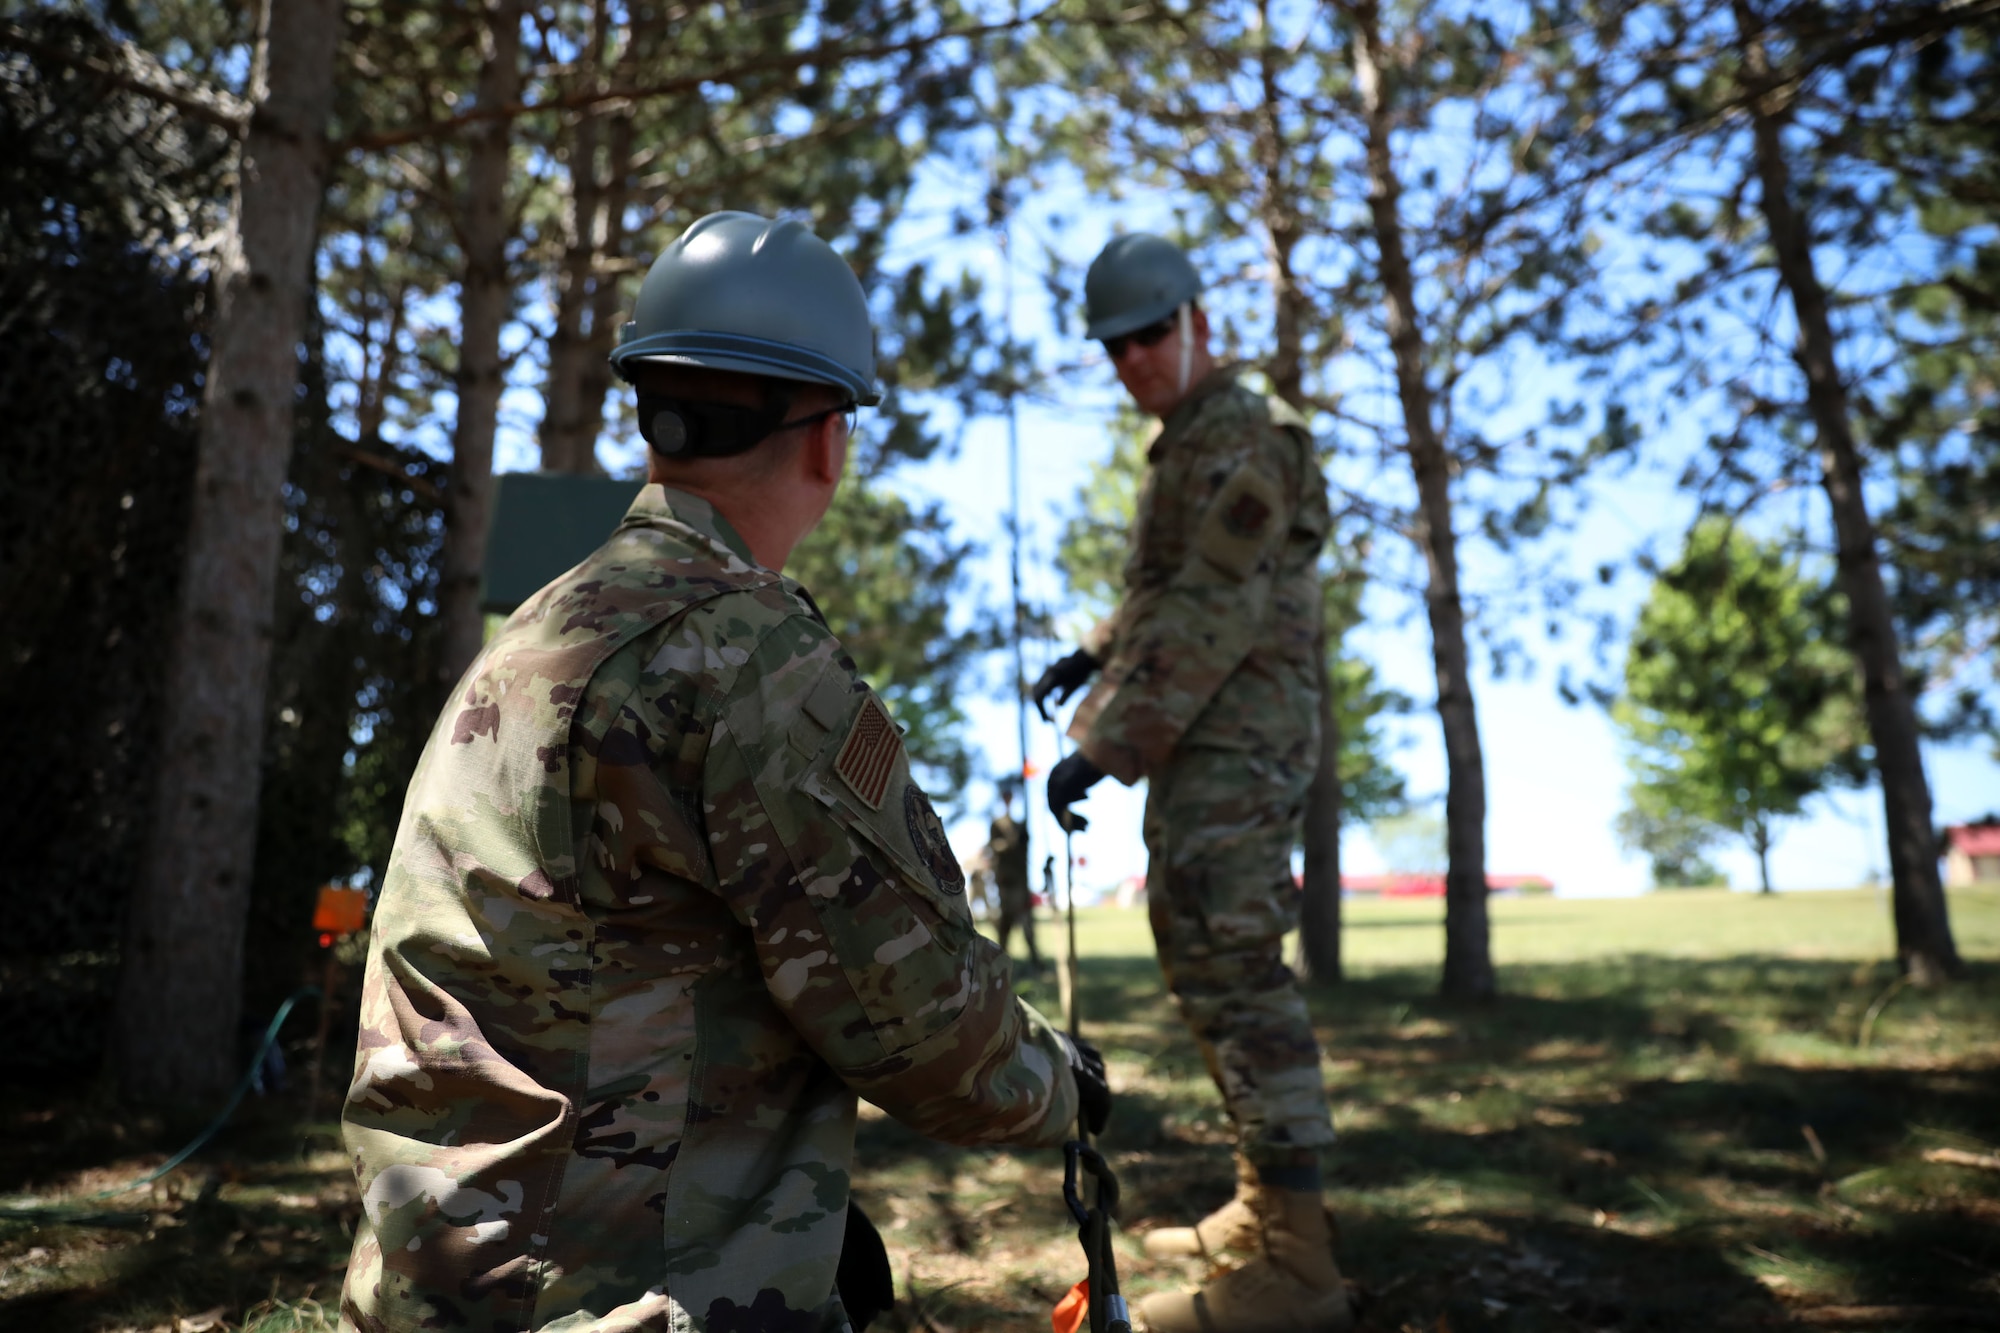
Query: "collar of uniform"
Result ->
[[1150, 362, 1243, 459], [621, 483, 759, 567]]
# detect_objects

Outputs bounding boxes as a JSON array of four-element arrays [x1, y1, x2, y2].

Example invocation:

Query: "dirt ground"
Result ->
[[4, 893, 1998, 1332]]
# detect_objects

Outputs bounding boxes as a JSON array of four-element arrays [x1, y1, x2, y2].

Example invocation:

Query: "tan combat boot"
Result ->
[[1136, 1186, 1357, 1333], [1141, 1154, 1260, 1262]]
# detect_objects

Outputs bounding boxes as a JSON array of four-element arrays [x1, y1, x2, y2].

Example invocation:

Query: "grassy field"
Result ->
[[2, 889, 1996, 1331], [1069, 885, 2000, 970]]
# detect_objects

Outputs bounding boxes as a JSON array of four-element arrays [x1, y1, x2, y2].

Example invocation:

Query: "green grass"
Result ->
[[1055, 886, 2000, 970], [4, 890, 1996, 1331]]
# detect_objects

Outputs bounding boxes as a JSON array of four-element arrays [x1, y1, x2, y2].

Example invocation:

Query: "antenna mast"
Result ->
[[1000, 187, 1029, 791]]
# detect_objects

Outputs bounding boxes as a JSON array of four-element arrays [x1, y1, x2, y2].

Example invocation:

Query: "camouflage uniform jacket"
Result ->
[[1069, 366, 1330, 784], [340, 485, 1078, 1333]]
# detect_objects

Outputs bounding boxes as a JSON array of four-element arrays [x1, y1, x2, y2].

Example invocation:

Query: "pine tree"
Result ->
[[119, 0, 345, 1105], [1331, 0, 1639, 997], [1596, 0, 1989, 979]]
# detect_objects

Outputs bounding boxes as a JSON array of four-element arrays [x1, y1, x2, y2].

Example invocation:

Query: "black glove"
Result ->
[[1031, 648, 1101, 721], [1046, 751, 1106, 833], [837, 1200, 894, 1330], [1057, 1031, 1112, 1137]]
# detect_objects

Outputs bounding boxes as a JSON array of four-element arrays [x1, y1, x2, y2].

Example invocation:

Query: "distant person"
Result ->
[[1035, 234, 1350, 1332], [989, 776, 1044, 972], [963, 843, 996, 919], [338, 211, 1107, 1333]]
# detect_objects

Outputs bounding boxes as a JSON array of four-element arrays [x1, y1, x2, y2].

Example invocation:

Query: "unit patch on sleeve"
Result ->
[[1196, 464, 1286, 581], [902, 783, 965, 895], [834, 695, 902, 810], [1224, 489, 1273, 537]]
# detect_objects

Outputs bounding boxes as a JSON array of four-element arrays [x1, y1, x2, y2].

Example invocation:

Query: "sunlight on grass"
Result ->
[[994, 887, 2000, 973], [240, 1296, 338, 1332]]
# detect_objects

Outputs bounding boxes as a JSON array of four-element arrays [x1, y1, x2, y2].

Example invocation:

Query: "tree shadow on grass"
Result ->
[[1312, 959, 2000, 1330], [969, 954, 2000, 1330], [0, 1098, 356, 1332]]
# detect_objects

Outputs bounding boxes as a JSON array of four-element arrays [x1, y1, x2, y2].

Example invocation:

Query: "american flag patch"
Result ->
[[834, 695, 902, 810]]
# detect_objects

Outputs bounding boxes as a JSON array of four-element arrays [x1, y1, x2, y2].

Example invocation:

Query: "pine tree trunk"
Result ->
[[1257, 15, 1342, 981], [1299, 656, 1344, 982], [1754, 821, 1773, 896], [540, 116, 603, 473], [1355, 0, 1494, 1000], [1734, 0, 1960, 981], [116, 0, 342, 1106], [572, 110, 634, 461], [436, 0, 524, 685], [539, 0, 610, 475]]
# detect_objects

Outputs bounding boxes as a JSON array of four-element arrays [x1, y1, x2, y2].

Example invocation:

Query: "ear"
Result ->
[[1189, 303, 1212, 346], [803, 412, 845, 486]]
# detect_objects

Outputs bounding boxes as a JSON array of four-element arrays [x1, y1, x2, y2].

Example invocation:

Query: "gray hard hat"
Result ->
[[1083, 233, 1202, 341], [609, 211, 880, 406]]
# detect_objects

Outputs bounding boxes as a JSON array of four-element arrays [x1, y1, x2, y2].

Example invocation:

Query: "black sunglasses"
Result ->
[[781, 402, 858, 435], [1102, 316, 1177, 361]]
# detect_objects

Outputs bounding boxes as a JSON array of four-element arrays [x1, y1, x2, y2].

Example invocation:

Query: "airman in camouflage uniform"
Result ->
[[986, 780, 1041, 971], [1038, 235, 1352, 1333], [338, 213, 1099, 1333]]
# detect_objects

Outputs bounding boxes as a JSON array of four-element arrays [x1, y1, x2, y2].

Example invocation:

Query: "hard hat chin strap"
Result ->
[[1176, 303, 1193, 397]]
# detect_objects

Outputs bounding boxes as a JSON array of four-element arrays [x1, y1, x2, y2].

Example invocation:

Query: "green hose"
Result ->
[[0, 987, 323, 1226]]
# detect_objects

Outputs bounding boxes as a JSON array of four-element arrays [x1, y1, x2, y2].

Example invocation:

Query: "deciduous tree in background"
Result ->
[[1614, 799, 1726, 890], [1614, 519, 1867, 896]]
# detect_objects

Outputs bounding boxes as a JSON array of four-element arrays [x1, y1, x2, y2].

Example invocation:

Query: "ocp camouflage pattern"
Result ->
[[1070, 366, 1330, 783], [1144, 746, 1336, 1157], [1070, 366, 1336, 1161], [338, 485, 1077, 1333]]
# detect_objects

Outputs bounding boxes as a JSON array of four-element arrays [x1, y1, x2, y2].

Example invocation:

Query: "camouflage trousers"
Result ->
[[1143, 745, 1334, 1164]]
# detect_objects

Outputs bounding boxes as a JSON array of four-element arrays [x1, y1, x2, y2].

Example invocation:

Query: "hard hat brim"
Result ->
[[611, 329, 881, 407], [1085, 295, 1192, 342]]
